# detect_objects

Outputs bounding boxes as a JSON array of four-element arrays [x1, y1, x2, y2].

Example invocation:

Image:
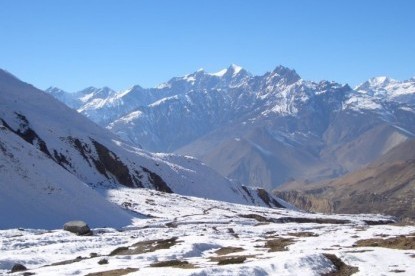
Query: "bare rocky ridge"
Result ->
[[275, 140, 415, 223]]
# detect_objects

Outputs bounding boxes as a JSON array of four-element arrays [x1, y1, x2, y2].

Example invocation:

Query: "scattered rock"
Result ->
[[227, 228, 239, 238], [63, 221, 91, 235], [98, 258, 108, 265], [10, 263, 27, 273]]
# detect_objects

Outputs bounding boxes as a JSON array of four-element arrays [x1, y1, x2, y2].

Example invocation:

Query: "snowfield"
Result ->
[[1, 187, 414, 276]]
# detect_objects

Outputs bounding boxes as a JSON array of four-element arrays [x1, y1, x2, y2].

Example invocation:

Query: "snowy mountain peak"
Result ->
[[272, 65, 300, 78], [209, 64, 246, 78], [210, 68, 228, 77], [265, 65, 301, 86], [78, 86, 116, 97], [368, 76, 394, 86], [228, 64, 243, 74], [355, 76, 415, 104]]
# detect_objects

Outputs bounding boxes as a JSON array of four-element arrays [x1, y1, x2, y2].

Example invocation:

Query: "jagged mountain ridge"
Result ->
[[46, 66, 415, 189], [0, 69, 288, 229]]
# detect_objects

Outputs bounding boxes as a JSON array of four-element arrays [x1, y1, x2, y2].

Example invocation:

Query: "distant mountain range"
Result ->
[[46, 65, 415, 191], [0, 69, 286, 229]]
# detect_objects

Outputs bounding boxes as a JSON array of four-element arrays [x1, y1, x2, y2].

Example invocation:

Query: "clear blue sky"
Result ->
[[1, 0, 414, 91]]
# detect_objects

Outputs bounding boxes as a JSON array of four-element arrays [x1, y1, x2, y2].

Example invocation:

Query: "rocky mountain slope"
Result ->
[[47, 66, 415, 189], [0, 69, 287, 229], [275, 139, 415, 222]]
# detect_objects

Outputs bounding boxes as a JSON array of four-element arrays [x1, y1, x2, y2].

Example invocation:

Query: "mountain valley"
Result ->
[[1, 67, 414, 275]]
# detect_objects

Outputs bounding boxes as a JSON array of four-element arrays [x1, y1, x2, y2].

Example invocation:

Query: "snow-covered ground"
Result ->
[[1, 187, 414, 276]]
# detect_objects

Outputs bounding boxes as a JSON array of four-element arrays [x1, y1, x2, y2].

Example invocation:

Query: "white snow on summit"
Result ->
[[209, 64, 244, 77]]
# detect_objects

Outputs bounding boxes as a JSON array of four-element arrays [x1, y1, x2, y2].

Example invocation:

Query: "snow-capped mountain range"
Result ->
[[2, 68, 415, 275], [46, 65, 415, 190], [0, 68, 286, 229]]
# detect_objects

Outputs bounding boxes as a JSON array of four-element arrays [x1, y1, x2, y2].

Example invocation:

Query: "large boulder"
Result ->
[[63, 220, 91, 235], [10, 263, 27, 273]]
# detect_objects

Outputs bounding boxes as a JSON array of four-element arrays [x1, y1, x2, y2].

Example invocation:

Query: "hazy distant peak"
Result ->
[[45, 86, 67, 94]]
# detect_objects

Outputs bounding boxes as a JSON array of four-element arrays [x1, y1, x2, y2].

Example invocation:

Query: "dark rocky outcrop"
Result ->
[[10, 263, 27, 273]]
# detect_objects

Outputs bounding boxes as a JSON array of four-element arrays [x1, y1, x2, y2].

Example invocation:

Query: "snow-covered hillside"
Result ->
[[0, 126, 133, 229], [0, 68, 287, 229], [1, 187, 414, 275]]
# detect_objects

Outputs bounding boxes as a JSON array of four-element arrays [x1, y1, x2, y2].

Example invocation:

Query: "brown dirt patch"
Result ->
[[239, 214, 271, 222], [288, 231, 319, 237], [215, 247, 244, 256], [150, 259, 196, 269], [85, 268, 139, 276], [323, 254, 359, 276], [109, 237, 179, 256], [265, 238, 295, 252], [210, 255, 249, 265], [354, 235, 415, 250]]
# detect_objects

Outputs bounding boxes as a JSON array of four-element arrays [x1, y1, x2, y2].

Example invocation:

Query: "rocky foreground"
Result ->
[[1, 188, 414, 276]]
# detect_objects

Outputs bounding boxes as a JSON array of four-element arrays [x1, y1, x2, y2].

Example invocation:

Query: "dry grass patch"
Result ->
[[215, 246, 244, 256], [288, 231, 319, 237], [109, 237, 179, 256], [44, 256, 86, 267], [85, 268, 139, 276], [150, 259, 196, 269], [210, 255, 250, 265], [239, 214, 271, 222], [354, 235, 415, 250], [389, 269, 406, 273], [322, 254, 359, 276], [265, 238, 295, 252]]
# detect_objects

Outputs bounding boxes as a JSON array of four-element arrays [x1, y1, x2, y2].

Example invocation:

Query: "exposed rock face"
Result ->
[[63, 221, 92, 235], [273, 190, 333, 213]]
